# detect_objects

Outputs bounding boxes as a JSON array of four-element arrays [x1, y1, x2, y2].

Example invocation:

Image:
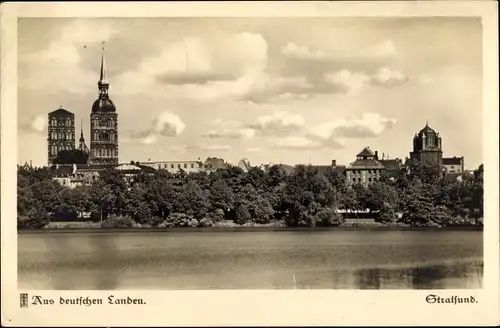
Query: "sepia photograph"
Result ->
[[2, 1, 499, 326]]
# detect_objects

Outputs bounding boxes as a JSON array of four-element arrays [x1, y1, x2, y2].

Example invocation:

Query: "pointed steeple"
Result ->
[[97, 43, 110, 99], [79, 119, 84, 142], [98, 44, 108, 86]]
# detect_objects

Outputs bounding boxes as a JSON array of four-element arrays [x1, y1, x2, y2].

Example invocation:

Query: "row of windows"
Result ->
[[154, 163, 215, 170], [92, 132, 116, 141], [93, 148, 118, 158], [50, 145, 73, 155], [50, 119, 73, 127], [49, 132, 74, 140], [350, 169, 381, 174], [92, 120, 116, 128], [161, 163, 202, 169]]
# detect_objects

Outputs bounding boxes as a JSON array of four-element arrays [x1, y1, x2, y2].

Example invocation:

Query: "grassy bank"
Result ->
[[18, 219, 482, 234]]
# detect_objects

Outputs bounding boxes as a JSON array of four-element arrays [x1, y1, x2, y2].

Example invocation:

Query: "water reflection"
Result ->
[[18, 230, 483, 290]]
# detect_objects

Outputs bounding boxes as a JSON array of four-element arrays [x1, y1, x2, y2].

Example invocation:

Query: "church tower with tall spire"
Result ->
[[89, 46, 119, 165]]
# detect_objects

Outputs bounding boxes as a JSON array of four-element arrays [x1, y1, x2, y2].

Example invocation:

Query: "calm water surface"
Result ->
[[18, 229, 483, 289]]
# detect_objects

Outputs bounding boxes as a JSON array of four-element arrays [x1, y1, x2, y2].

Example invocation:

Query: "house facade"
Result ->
[[140, 160, 203, 173], [443, 156, 465, 174]]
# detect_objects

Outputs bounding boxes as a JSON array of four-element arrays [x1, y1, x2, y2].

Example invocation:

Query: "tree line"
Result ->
[[17, 162, 484, 229]]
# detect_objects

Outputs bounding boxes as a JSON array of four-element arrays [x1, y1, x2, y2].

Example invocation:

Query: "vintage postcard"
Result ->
[[1, 1, 499, 326]]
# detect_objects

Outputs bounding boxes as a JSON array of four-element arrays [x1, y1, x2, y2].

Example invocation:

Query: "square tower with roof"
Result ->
[[47, 107, 75, 165]]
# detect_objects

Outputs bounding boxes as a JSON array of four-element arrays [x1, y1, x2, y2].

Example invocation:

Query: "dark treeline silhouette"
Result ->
[[17, 162, 484, 229]]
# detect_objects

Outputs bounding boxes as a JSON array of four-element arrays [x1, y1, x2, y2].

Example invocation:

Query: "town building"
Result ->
[[409, 122, 443, 169], [140, 160, 203, 174], [345, 147, 386, 186], [47, 107, 75, 165], [51, 163, 156, 188], [443, 156, 465, 174], [89, 48, 119, 165]]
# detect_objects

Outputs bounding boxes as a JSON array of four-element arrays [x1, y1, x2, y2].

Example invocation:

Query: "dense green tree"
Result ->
[[17, 160, 484, 229]]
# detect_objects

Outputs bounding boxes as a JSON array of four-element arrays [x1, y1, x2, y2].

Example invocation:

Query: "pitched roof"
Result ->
[[48, 108, 74, 117], [356, 147, 375, 158], [348, 159, 385, 169], [443, 157, 463, 165]]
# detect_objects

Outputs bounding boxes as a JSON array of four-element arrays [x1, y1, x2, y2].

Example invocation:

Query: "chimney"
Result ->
[[331, 160, 337, 167], [374, 151, 379, 160]]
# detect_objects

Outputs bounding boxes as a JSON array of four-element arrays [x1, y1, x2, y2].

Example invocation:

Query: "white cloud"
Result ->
[[247, 148, 262, 153], [19, 20, 117, 93], [139, 135, 158, 145], [325, 67, 409, 94], [19, 116, 46, 134], [251, 111, 306, 136], [271, 136, 322, 150], [153, 112, 186, 137], [370, 67, 408, 86], [205, 111, 306, 140], [324, 70, 370, 95], [31, 116, 46, 132], [128, 111, 185, 144], [115, 32, 269, 100], [199, 144, 232, 151], [281, 39, 398, 61], [204, 119, 256, 139], [309, 113, 396, 141], [281, 42, 326, 59], [276, 93, 310, 101]]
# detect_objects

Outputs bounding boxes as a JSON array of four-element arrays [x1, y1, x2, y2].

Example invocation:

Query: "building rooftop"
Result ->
[[443, 157, 464, 165], [348, 159, 386, 169], [48, 108, 74, 117], [356, 147, 376, 158], [418, 122, 437, 136]]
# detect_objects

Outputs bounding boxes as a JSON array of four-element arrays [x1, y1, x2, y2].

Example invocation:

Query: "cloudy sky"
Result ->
[[18, 17, 482, 168]]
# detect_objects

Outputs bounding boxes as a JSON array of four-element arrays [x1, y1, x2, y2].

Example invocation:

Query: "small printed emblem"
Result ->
[[20, 293, 28, 308]]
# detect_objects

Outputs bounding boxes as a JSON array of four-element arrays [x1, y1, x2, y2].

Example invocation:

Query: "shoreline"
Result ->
[[18, 225, 484, 234]]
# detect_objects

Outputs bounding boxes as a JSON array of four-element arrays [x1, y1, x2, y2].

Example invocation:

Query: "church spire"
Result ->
[[97, 43, 109, 98], [79, 119, 84, 141]]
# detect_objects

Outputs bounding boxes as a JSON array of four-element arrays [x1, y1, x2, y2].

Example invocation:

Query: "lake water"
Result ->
[[18, 229, 483, 290]]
